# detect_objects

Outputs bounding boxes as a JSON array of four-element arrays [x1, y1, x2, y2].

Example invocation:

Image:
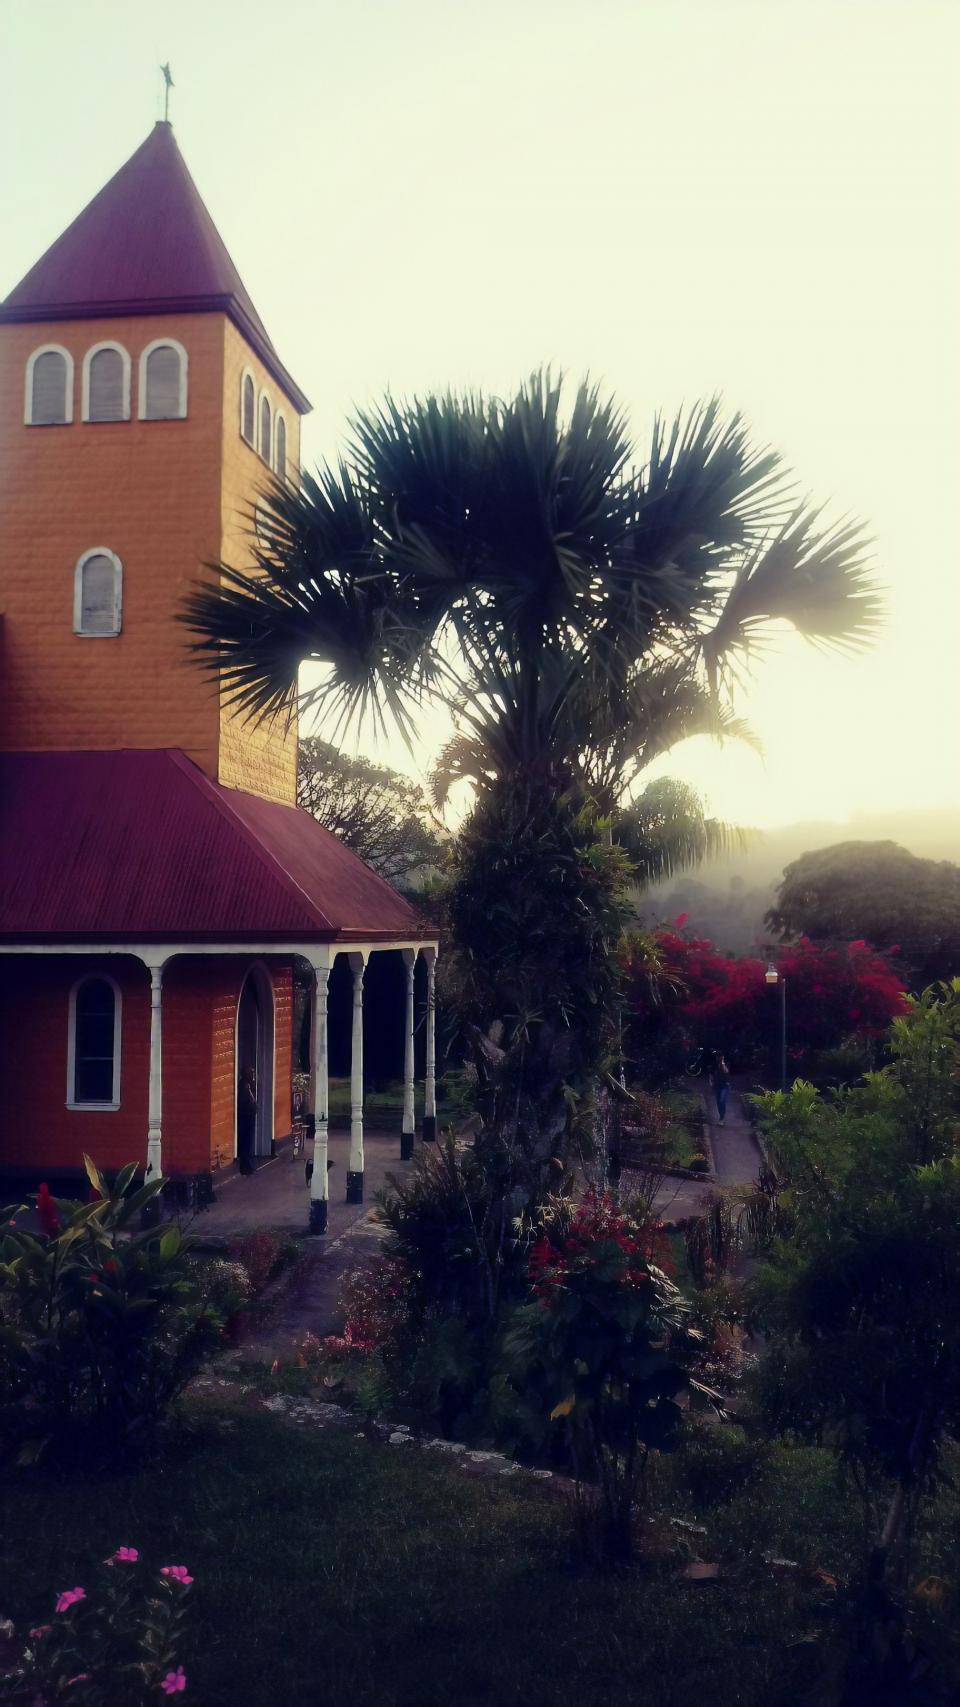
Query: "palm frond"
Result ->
[[701, 504, 882, 687]]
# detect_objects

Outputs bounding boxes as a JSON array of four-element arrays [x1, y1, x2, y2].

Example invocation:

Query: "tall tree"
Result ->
[[298, 736, 444, 891], [767, 839, 960, 988], [182, 376, 879, 1181]]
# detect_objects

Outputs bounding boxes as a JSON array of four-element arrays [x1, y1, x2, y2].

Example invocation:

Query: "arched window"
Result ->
[[25, 344, 73, 425], [275, 413, 287, 480], [68, 975, 121, 1108], [138, 339, 188, 420], [259, 393, 272, 463], [74, 548, 123, 637], [240, 370, 256, 444], [82, 342, 131, 423]]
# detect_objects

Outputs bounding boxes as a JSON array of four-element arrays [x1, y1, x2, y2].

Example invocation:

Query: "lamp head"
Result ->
[[765, 963, 779, 985]]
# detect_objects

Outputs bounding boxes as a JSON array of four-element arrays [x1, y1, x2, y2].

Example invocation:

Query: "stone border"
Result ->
[[191, 1369, 572, 1493]]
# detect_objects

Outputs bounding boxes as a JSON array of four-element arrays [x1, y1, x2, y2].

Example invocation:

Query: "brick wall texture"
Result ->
[[0, 307, 304, 1180], [0, 955, 295, 1180], [0, 311, 300, 804]]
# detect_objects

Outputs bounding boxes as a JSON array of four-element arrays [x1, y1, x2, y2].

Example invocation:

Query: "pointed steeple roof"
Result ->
[[1, 122, 309, 412]]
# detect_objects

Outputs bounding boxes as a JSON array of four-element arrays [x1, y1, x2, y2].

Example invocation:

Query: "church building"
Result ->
[[0, 121, 438, 1231]]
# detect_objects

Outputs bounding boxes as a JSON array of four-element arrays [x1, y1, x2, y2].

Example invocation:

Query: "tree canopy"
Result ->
[[767, 840, 960, 987], [297, 737, 444, 891]]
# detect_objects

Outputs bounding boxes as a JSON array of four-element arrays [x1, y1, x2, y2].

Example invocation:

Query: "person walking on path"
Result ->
[[712, 1054, 730, 1126]]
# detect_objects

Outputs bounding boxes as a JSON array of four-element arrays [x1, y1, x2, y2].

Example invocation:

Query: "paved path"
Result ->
[[707, 1078, 765, 1187], [188, 1128, 403, 1243], [647, 1077, 764, 1222]]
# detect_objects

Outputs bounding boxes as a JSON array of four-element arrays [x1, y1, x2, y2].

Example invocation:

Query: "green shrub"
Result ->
[[688, 1153, 709, 1173], [374, 1137, 510, 1321], [675, 1418, 768, 1507], [503, 1191, 719, 1561], [0, 1158, 223, 1461]]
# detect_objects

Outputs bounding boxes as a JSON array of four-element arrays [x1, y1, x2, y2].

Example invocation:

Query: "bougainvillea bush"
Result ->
[[626, 924, 907, 1083], [0, 1545, 192, 1705], [503, 1191, 719, 1560], [0, 1159, 224, 1461]]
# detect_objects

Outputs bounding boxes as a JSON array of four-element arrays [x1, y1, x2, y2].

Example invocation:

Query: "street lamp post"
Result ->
[[765, 963, 787, 1092]]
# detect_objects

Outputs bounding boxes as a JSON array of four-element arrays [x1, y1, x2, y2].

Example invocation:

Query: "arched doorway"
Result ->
[[235, 963, 275, 1166]]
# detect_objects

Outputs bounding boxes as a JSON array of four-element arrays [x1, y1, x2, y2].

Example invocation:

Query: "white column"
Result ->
[[141, 962, 163, 1229], [347, 952, 366, 1201], [308, 959, 330, 1234], [423, 946, 437, 1142], [401, 949, 416, 1159]]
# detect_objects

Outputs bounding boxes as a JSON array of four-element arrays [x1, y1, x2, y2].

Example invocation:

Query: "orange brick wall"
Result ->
[[217, 322, 300, 805], [271, 961, 294, 1143], [0, 955, 151, 1176], [210, 962, 244, 1171], [0, 954, 295, 1182], [0, 312, 300, 800], [0, 315, 225, 771]]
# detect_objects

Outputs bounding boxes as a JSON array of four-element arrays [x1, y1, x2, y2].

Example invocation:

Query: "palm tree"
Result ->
[[182, 375, 879, 1189]]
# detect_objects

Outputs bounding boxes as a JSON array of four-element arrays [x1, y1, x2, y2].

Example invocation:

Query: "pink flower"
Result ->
[[55, 1588, 86, 1614], [161, 1566, 193, 1585], [105, 1546, 139, 1565], [161, 1666, 187, 1694], [28, 1625, 51, 1639]]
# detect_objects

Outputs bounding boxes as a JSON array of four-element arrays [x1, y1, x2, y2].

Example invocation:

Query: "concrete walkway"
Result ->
[[706, 1077, 765, 1187], [189, 1128, 405, 1244]]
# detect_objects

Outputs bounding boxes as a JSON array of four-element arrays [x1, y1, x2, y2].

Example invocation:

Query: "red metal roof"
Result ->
[[0, 123, 309, 414], [0, 751, 419, 944]]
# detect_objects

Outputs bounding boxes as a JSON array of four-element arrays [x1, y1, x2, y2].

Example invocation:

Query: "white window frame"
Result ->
[[240, 367, 257, 445], [274, 409, 288, 479], [137, 337, 189, 420], [24, 343, 74, 426], [73, 547, 123, 637], [81, 341, 132, 422], [257, 389, 272, 464], [67, 973, 122, 1111]]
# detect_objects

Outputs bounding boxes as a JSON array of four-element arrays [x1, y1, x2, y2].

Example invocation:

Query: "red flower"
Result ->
[[36, 1183, 60, 1238]]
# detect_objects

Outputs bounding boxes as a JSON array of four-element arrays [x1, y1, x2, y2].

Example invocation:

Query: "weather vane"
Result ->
[[160, 63, 174, 123]]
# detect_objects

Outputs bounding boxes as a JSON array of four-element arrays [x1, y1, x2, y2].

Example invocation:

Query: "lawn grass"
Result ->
[[327, 1071, 472, 1129], [3, 1401, 958, 1706]]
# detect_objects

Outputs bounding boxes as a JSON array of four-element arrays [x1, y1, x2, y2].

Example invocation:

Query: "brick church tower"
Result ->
[[0, 119, 308, 803], [0, 125, 435, 1226]]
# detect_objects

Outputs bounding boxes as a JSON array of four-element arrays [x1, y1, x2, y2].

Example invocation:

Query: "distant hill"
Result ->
[[638, 807, 960, 954]]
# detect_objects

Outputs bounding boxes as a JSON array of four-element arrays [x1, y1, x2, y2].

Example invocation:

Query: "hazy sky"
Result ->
[[3, 0, 958, 829]]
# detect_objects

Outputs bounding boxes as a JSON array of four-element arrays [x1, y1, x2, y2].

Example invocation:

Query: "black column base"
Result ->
[[346, 1170, 364, 1204], [422, 1115, 437, 1143], [308, 1198, 328, 1235], [400, 1129, 414, 1161]]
